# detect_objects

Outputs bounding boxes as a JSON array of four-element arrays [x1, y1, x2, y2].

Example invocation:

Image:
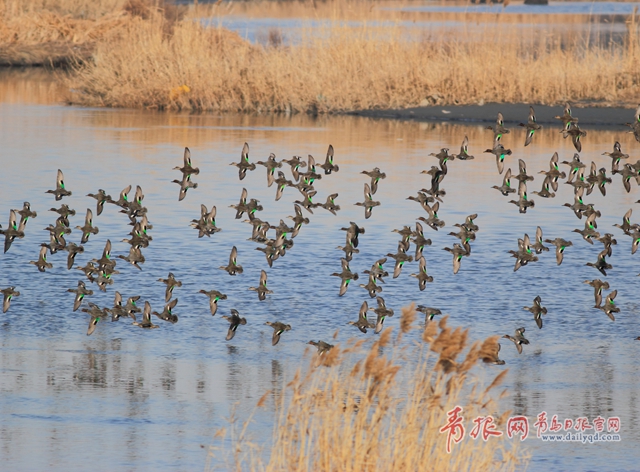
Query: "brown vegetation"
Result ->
[[207, 305, 527, 471], [66, 6, 640, 112], [3, 0, 640, 111], [0, 0, 184, 65]]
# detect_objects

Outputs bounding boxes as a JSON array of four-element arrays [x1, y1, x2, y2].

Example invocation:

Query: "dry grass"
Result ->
[[207, 305, 527, 471], [3, 0, 640, 110], [0, 0, 184, 65], [64, 6, 640, 112]]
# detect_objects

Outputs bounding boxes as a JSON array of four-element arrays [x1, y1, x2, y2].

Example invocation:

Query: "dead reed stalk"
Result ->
[[210, 307, 527, 472]]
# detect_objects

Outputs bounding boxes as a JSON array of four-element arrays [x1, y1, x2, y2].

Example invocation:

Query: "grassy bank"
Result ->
[[67, 6, 640, 112], [0, 0, 183, 65], [208, 306, 527, 471], [3, 0, 640, 111]]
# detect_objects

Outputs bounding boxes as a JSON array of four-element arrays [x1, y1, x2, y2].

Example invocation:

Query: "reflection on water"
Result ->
[[206, 15, 632, 49], [203, 1, 637, 49], [1, 71, 640, 471], [397, 1, 640, 15]]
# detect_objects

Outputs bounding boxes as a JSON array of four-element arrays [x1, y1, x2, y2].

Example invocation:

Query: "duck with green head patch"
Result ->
[[341, 221, 365, 248], [293, 188, 317, 214], [93, 239, 116, 272], [411, 222, 432, 260], [492, 168, 516, 196], [123, 295, 141, 320], [596, 289, 619, 321], [417, 201, 445, 230], [219, 246, 243, 275], [109, 185, 131, 210], [444, 243, 470, 274], [249, 270, 273, 301], [354, 183, 380, 219], [230, 142, 256, 181], [158, 272, 182, 303], [75, 208, 99, 244], [45, 169, 72, 201], [416, 305, 442, 323], [509, 181, 535, 214], [331, 258, 359, 296], [67, 280, 93, 312], [2, 209, 25, 253], [29, 246, 52, 272], [316, 193, 340, 215], [359, 272, 383, 298], [532, 175, 556, 199], [585, 162, 611, 197], [484, 141, 512, 175], [172, 173, 198, 201], [554, 102, 578, 131], [486, 112, 510, 143], [282, 155, 306, 182], [361, 167, 387, 195], [386, 242, 413, 278], [16, 202, 36, 230], [199, 289, 227, 316], [518, 106, 542, 147], [319, 144, 339, 175], [274, 171, 295, 201], [539, 152, 566, 192], [1, 286, 19, 313], [544, 237, 572, 265], [298, 155, 323, 185], [82, 302, 110, 336], [508, 234, 538, 272], [256, 152, 282, 187]]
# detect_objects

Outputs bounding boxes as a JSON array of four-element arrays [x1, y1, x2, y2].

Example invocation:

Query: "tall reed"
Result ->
[[208, 305, 527, 471], [66, 8, 640, 112]]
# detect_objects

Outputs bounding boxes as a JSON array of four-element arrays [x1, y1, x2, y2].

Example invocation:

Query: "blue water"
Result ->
[[1, 72, 640, 471], [396, 1, 640, 15], [203, 11, 630, 49]]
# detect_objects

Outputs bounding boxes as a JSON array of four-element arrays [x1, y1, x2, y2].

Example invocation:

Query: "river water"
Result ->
[[0, 69, 639, 471]]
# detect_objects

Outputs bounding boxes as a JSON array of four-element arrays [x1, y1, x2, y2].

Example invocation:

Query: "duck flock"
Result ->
[[1, 104, 640, 361]]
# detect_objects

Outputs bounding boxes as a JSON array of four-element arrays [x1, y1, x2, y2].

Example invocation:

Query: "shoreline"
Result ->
[[349, 103, 639, 129], [1, 67, 637, 130]]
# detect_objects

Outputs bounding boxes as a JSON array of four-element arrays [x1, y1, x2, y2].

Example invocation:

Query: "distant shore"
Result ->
[[3, 0, 640, 116], [350, 103, 638, 129]]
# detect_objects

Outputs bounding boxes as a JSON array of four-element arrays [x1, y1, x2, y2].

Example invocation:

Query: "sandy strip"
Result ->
[[349, 103, 638, 129]]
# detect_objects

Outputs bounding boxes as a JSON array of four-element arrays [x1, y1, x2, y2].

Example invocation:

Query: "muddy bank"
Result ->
[[349, 103, 638, 129]]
